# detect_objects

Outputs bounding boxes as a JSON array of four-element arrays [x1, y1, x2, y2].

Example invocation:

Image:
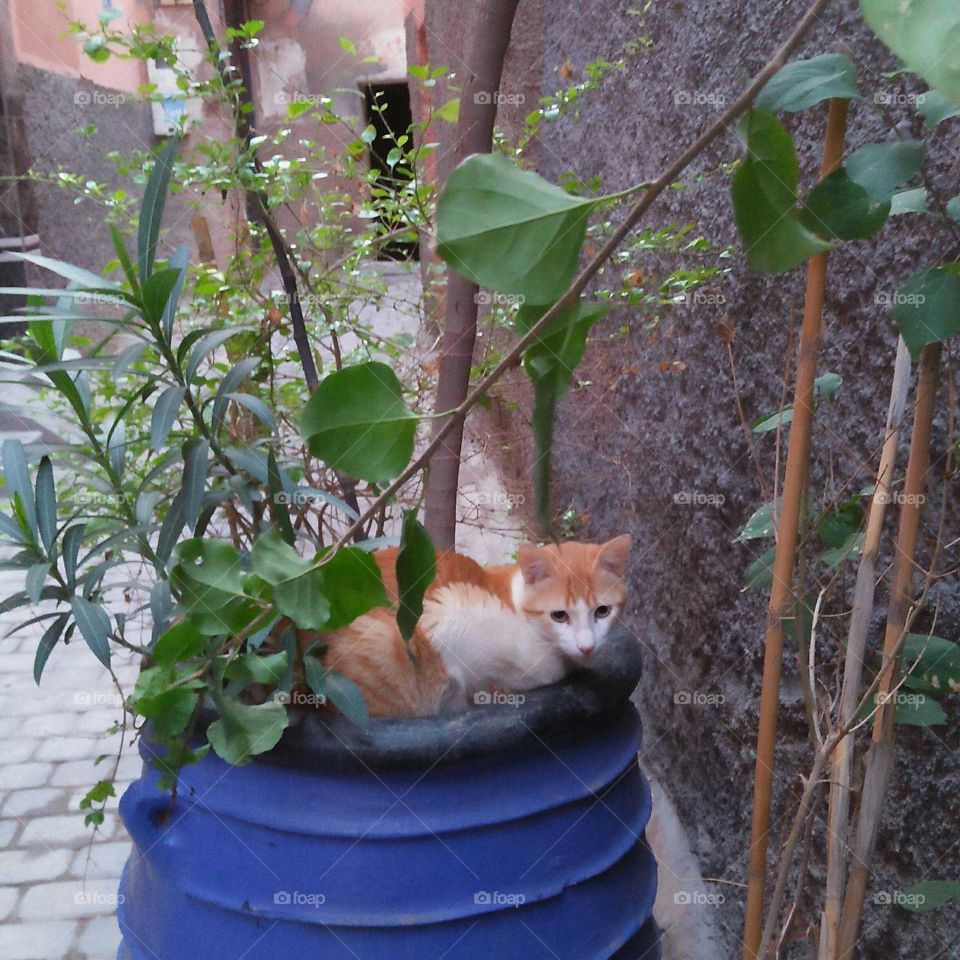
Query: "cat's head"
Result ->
[[516, 535, 631, 663]]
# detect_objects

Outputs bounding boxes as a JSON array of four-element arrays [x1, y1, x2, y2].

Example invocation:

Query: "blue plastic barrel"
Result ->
[[117, 628, 659, 959]]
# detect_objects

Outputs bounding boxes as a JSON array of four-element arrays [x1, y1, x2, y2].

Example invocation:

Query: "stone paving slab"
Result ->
[[0, 584, 140, 960]]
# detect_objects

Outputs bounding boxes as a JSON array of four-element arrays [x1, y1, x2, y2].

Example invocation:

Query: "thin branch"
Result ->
[[331, 0, 839, 551]]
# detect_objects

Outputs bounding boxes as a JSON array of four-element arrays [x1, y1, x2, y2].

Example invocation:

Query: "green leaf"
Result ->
[[152, 620, 206, 667], [181, 439, 210, 531], [891, 265, 960, 359], [338, 36, 357, 56], [34, 457, 56, 553], [316, 547, 390, 631], [753, 372, 843, 434], [156, 492, 186, 566], [212, 357, 260, 432], [250, 529, 313, 584], [918, 89, 960, 127], [61, 525, 84, 586], [744, 545, 776, 590], [324, 669, 369, 728], [221, 651, 288, 685], [140, 267, 182, 326], [800, 168, 890, 240], [396, 511, 435, 643], [206, 698, 288, 765], [171, 538, 259, 635], [895, 692, 947, 727], [902, 634, 960, 691], [70, 596, 112, 668], [25, 562, 48, 604], [83, 35, 110, 63], [110, 225, 139, 293], [151, 385, 185, 448], [756, 53, 860, 112], [300, 362, 417, 484], [266, 451, 295, 547], [519, 301, 608, 534], [108, 417, 126, 478], [272, 572, 331, 630], [898, 880, 960, 913], [225, 393, 275, 431], [3, 439, 36, 536], [735, 498, 782, 542], [10, 252, 119, 292], [890, 187, 928, 215], [131, 665, 204, 736], [436, 152, 598, 303], [184, 327, 253, 383], [435, 97, 460, 123], [138, 136, 179, 284], [845, 141, 925, 205], [34, 613, 68, 684], [731, 111, 832, 273], [861, 0, 960, 107], [818, 531, 865, 569], [161, 244, 189, 339], [817, 501, 864, 548]]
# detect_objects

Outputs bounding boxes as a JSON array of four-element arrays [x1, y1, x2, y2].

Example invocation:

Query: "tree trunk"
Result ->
[[423, 0, 521, 550]]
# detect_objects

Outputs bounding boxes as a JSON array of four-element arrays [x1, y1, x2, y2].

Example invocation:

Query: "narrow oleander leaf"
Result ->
[[181, 439, 210, 531], [70, 596, 112, 668], [138, 135, 180, 283], [151, 385, 186, 448], [3, 439, 36, 536], [34, 457, 56, 553], [34, 613, 68, 684]]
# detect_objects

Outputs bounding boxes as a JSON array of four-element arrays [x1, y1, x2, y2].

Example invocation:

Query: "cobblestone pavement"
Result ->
[[0, 414, 140, 960]]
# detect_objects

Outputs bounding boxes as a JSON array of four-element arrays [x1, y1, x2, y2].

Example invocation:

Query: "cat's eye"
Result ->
[[550, 610, 569, 623], [595, 605, 612, 620]]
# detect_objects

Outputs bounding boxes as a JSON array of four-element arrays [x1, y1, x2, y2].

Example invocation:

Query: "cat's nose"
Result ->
[[577, 640, 596, 655]]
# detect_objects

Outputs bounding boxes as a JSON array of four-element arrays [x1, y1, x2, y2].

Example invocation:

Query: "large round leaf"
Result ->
[[436, 153, 597, 304], [892, 265, 960, 359], [300, 362, 416, 484], [862, 0, 960, 107], [731, 111, 832, 272], [756, 53, 860, 112]]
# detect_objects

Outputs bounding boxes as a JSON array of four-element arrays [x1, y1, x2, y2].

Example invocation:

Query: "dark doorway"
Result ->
[[362, 82, 418, 262]]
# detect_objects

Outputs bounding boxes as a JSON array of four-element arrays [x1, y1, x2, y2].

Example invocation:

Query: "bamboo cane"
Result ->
[[836, 341, 942, 959], [820, 337, 911, 960], [741, 97, 849, 960]]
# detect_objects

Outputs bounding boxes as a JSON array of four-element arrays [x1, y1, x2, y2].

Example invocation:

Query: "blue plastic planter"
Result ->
[[117, 628, 659, 959]]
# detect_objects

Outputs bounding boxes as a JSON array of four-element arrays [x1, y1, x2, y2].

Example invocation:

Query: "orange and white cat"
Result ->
[[313, 536, 631, 717]]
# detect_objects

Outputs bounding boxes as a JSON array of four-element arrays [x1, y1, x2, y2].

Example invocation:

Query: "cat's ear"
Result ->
[[595, 535, 631, 577], [518, 542, 553, 584]]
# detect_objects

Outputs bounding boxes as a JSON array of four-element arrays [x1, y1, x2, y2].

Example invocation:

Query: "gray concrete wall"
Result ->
[[518, 2, 960, 957]]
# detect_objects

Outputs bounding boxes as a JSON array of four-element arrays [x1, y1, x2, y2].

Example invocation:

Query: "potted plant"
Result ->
[[0, 37, 661, 959]]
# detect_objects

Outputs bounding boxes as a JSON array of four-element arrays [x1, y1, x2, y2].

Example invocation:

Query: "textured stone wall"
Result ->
[[518, 1, 960, 956]]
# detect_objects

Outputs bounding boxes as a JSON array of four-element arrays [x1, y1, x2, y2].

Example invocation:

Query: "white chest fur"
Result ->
[[422, 574, 566, 710]]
